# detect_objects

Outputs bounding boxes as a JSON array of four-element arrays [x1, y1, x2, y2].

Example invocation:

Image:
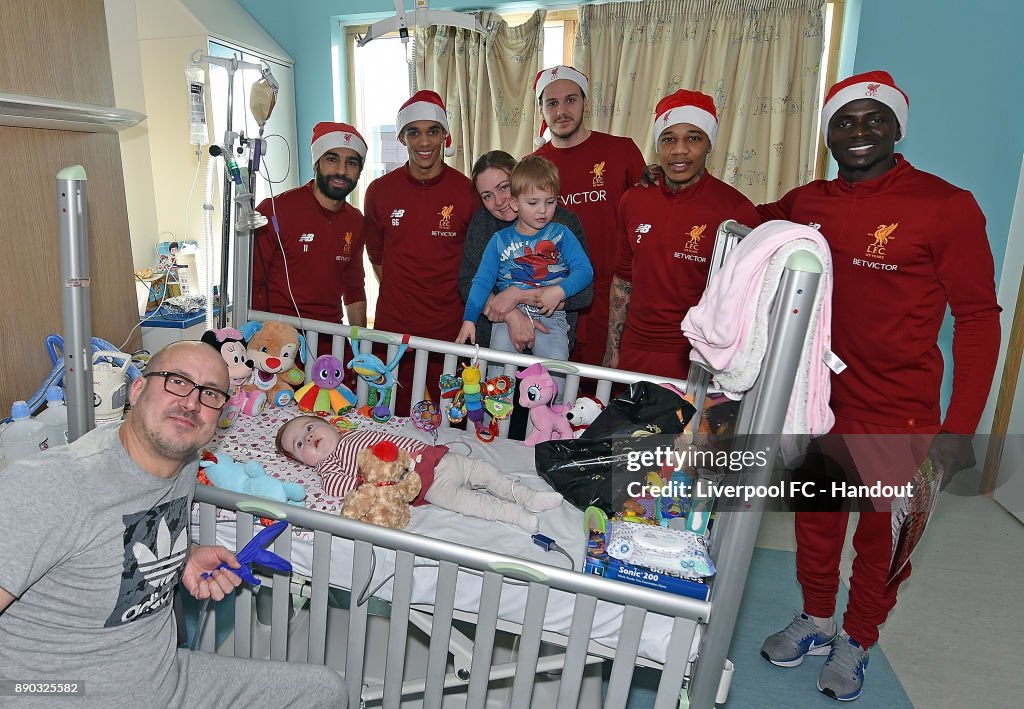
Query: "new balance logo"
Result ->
[[299, 233, 314, 242], [635, 224, 652, 233], [390, 209, 406, 218], [133, 517, 189, 588]]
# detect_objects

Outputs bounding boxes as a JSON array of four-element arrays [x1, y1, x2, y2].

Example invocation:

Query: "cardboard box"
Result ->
[[584, 529, 710, 601]]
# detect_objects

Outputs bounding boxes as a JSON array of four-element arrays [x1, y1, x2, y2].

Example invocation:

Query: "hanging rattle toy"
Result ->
[[438, 353, 515, 442], [411, 399, 441, 445], [346, 329, 410, 423]]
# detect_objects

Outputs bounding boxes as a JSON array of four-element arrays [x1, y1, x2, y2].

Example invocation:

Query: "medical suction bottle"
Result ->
[[1, 401, 50, 465], [36, 386, 69, 448]]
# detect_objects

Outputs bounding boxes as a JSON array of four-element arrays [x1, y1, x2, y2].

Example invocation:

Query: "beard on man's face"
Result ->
[[315, 165, 356, 201]]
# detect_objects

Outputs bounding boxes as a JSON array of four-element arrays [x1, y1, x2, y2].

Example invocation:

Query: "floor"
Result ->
[[753, 468, 1023, 708]]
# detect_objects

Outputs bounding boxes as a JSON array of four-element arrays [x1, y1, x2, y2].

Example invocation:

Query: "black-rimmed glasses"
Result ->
[[143, 371, 230, 409]]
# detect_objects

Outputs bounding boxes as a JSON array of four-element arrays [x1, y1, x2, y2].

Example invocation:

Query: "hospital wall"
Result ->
[[848, 0, 1024, 420], [106, 0, 201, 272], [0, 0, 141, 416], [107, 0, 292, 274]]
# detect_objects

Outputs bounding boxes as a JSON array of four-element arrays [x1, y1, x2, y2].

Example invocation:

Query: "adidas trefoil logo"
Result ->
[[133, 517, 188, 588]]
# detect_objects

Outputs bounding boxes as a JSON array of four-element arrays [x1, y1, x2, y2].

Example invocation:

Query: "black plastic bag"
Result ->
[[582, 380, 696, 440], [535, 382, 696, 515]]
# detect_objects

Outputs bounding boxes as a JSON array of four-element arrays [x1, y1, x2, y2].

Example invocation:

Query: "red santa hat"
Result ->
[[653, 89, 718, 151], [396, 90, 455, 157], [533, 65, 590, 145], [820, 70, 909, 146], [310, 121, 367, 168], [371, 440, 399, 462]]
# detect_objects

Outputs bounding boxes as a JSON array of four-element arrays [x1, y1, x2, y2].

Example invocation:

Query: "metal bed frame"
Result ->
[[185, 219, 821, 708]]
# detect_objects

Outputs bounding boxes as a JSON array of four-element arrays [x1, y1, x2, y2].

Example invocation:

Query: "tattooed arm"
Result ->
[[603, 275, 631, 368]]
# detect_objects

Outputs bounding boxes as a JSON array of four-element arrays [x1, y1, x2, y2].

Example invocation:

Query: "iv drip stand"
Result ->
[[191, 50, 265, 329]]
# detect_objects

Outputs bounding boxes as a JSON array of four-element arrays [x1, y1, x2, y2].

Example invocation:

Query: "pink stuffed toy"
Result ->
[[516, 362, 573, 447]]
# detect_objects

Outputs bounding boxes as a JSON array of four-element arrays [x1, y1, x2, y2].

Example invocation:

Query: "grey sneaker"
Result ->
[[760, 613, 837, 667], [817, 635, 869, 702]]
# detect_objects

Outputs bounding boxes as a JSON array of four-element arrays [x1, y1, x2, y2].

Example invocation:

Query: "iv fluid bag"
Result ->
[[186, 64, 209, 146], [250, 77, 278, 129]]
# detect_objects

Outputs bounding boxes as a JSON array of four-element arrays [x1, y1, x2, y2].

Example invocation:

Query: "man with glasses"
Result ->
[[0, 341, 346, 707]]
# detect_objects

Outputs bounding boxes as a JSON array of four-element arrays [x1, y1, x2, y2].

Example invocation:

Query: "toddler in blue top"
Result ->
[[457, 155, 593, 367]]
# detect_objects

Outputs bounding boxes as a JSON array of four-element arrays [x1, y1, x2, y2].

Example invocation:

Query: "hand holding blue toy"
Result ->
[[192, 520, 292, 650], [202, 519, 293, 586]]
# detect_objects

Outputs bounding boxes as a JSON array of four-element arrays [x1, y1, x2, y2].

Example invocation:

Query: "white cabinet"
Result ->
[[140, 313, 211, 353]]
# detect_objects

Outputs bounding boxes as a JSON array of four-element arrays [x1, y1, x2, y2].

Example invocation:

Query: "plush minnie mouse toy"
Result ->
[[201, 328, 266, 428]]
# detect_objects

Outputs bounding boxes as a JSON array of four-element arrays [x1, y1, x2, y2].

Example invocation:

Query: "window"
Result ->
[[343, 12, 576, 321], [344, 29, 418, 322], [340, 5, 838, 317], [348, 32, 414, 213], [345, 12, 576, 210], [814, 0, 848, 178]]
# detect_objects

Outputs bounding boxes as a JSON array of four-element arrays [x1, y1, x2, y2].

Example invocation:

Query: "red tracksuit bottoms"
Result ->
[[795, 414, 939, 648]]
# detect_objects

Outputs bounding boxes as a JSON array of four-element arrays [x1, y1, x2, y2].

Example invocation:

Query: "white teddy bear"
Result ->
[[565, 395, 606, 438]]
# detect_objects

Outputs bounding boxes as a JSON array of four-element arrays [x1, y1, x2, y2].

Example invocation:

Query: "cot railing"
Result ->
[[194, 485, 702, 709], [247, 308, 692, 439]]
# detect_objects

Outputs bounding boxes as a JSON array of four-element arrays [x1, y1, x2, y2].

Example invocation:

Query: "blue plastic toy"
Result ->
[[206, 519, 293, 586]]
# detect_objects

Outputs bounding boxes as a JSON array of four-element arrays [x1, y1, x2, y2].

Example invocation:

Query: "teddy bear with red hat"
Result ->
[[340, 441, 422, 530]]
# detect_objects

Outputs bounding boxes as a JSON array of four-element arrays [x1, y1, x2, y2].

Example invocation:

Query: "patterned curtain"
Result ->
[[415, 10, 546, 175], [575, 0, 826, 202]]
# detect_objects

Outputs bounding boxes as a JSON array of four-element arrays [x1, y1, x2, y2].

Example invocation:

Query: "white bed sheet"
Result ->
[[204, 405, 690, 664]]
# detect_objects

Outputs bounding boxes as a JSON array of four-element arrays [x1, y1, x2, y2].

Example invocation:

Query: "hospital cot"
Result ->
[[56, 218, 819, 708]]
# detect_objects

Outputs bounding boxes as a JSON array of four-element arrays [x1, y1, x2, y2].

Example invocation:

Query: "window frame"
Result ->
[[814, 0, 848, 179]]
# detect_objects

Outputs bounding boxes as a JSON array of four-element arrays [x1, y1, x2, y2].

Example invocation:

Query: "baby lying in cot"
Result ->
[[276, 415, 562, 532]]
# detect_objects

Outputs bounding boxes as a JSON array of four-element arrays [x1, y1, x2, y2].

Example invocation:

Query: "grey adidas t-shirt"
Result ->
[[0, 424, 197, 705]]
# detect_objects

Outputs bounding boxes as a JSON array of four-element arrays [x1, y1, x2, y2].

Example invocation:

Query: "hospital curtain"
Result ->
[[415, 10, 546, 175], [575, 0, 826, 202]]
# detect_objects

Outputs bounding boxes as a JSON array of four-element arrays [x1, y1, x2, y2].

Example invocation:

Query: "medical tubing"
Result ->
[[181, 149, 202, 247], [6, 337, 143, 424], [203, 153, 218, 329], [190, 598, 212, 651]]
